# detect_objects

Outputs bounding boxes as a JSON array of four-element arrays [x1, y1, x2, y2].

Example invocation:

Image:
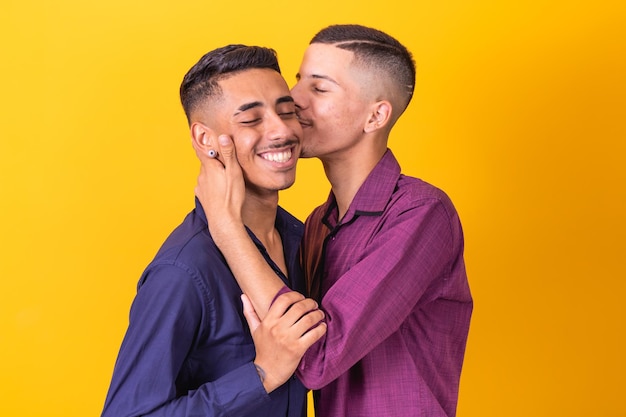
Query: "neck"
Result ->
[[241, 190, 287, 276], [241, 191, 279, 243], [322, 141, 387, 220]]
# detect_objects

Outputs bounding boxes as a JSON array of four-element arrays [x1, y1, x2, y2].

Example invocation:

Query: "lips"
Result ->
[[296, 112, 312, 128], [298, 119, 312, 128]]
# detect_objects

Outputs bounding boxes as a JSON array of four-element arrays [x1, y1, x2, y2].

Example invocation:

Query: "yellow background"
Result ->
[[1, 0, 625, 416]]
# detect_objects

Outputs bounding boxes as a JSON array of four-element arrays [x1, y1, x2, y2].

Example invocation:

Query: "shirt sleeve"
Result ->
[[296, 198, 460, 389], [270, 285, 292, 305], [101, 264, 269, 417]]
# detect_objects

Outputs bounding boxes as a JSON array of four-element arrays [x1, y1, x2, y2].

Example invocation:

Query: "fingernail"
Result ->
[[218, 135, 229, 145]]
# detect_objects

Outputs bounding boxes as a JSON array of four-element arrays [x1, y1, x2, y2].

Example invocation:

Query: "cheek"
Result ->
[[231, 130, 256, 154], [325, 105, 357, 132], [284, 118, 303, 135], [312, 101, 341, 129]]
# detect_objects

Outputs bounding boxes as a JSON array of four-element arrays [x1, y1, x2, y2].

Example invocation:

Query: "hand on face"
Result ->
[[192, 133, 246, 244]]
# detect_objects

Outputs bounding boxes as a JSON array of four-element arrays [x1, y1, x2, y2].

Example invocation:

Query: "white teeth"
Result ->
[[261, 149, 292, 163]]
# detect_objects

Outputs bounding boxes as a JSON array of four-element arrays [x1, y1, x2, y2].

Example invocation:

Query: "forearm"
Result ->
[[211, 219, 287, 319]]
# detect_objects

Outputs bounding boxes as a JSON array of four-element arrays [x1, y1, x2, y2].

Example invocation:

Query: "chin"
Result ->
[[279, 181, 296, 191], [276, 177, 297, 191], [299, 144, 316, 159]]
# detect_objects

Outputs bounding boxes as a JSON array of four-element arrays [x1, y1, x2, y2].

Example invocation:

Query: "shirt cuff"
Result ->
[[213, 362, 270, 415], [270, 285, 291, 306]]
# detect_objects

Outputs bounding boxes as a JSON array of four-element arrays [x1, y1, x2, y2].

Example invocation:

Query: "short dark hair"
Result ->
[[311, 25, 416, 111], [180, 44, 281, 123]]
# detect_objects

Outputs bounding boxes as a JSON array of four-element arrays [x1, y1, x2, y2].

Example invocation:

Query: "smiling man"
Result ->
[[101, 44, 326, 417]]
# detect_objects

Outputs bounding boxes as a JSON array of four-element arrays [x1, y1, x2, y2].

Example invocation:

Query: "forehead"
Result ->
[[217, 68, 290, 107], [300, 43, 355, 77]]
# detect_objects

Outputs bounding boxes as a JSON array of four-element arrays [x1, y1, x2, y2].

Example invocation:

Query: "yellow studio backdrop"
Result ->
[[1, 0, 624, 416]]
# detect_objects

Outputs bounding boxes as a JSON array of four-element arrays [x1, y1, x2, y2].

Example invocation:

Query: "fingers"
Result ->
[[282, 298, 323, 326], [215, 134, 236, 163], [266, 291, 325, 336], [266, 291, 306, 319], [214, 134, 244, 181], [298, 321, 327, 348], [277, 303, 326, 355], [241, 294, 261, 333]]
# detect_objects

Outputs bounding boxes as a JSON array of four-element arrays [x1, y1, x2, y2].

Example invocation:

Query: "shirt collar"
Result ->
[[323, 149, 401, 227], [194, 197, 301, 247], [194, 197, 208, 225]]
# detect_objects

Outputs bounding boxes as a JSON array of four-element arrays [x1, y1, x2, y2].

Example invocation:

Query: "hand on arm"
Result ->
[[192, 134, 290, 318], [241, 291, 326, 393]]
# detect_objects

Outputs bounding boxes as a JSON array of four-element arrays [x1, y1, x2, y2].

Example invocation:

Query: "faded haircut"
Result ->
[[311, 24, 416, 112], [180, 44, 281, 124]]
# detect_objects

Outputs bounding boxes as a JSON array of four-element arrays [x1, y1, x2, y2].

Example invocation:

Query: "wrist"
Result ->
[[254, 364, 266, 383], [254, 361, 280, 393]]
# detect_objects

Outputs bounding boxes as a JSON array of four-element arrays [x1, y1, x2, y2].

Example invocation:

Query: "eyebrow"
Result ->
[[296, 73, 339, 86], [276, 95, 295, 105], [235, 101, 263, 114], [234, 96, 294, 115]]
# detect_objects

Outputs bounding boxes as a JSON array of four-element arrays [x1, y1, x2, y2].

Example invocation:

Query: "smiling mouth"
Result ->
[[259, 148, 293, 163]]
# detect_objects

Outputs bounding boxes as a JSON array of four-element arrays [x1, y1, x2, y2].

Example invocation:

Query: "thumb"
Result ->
[[216, 134, 245, 195], [241, 294, 261, 333], [217, 134, 237, 165]]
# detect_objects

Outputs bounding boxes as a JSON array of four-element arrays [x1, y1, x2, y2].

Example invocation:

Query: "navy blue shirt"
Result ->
[[102, 199, 307, 417]]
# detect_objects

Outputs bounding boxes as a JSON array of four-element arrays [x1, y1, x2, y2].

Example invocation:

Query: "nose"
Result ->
[[266, 112, 294, 141], [290, 81, 307, 111]]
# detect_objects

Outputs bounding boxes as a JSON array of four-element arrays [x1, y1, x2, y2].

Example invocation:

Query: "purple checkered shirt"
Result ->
[[296, 150, 472, 417]]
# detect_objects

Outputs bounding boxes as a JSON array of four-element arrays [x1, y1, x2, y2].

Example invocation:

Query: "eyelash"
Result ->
[[241, 111, 295, 124]]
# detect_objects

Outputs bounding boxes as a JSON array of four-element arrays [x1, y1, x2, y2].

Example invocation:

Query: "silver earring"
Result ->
[[208, 149, 218, 158]]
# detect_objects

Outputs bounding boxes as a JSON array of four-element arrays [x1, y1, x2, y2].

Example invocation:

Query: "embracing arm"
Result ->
[[193, 134, 294, 318], [206, 216, 285, 319]]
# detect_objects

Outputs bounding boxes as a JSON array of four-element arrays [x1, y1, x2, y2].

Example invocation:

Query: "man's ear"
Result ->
[[190, 122, 216, 155], [364, 100, 392, 133]]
